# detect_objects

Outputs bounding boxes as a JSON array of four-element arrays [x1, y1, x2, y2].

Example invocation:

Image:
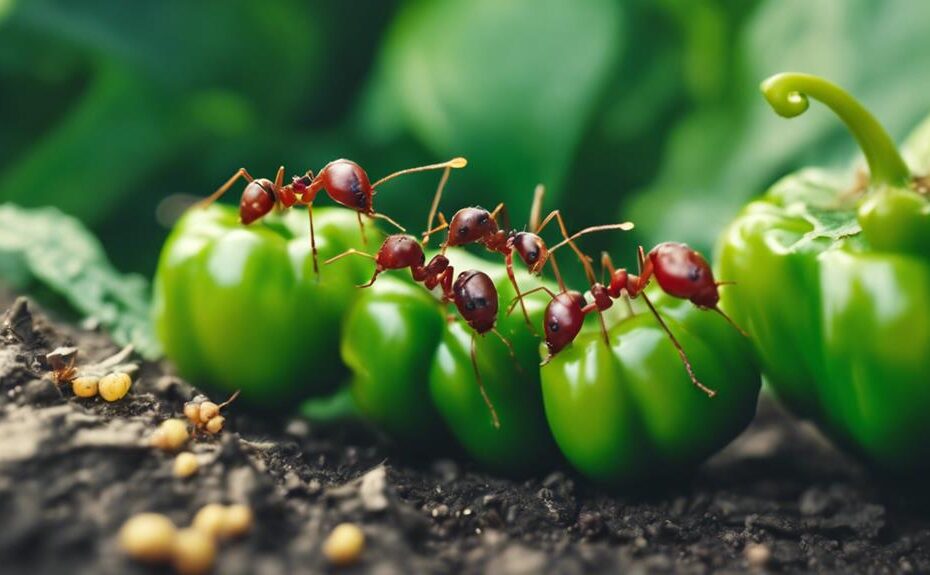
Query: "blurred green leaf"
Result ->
[[629, 0, 930, 253], [364, 0, 623, 215], [0, 203, 159, 358]]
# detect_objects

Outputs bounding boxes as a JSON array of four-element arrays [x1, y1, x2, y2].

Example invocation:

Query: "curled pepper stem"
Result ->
[[761, 73, 910, 187]]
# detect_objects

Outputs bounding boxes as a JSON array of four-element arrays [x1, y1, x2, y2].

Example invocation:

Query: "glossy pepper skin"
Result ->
[[540, 289, 760, 485], [341, 249, 560, 474], [153, 205, 370, 409], [717, 73, 930, 473]]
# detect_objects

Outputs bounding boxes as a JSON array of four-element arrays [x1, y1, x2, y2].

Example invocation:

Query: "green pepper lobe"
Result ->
[[153, 205, 370, 409], [718, 73, 930, 473]]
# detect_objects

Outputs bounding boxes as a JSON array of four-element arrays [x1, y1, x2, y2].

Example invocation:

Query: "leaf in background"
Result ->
[[364, 0, 623, 216], [628, 0, 930, 254], [0, 203, 160, 358]]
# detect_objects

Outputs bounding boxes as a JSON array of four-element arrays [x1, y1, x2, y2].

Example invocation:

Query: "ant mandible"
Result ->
[[326, 235, 516, 429], [420, 183, 634, 334], [195, 157, 467, 275], [514, 242, 747, 398]]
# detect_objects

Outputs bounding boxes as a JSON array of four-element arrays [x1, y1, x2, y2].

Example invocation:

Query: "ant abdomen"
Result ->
[[316, 159, 373, 212], [543, 291, 587, 356], [452, 270, 499, 334], [239, 179, 277, 224], [648, 242, 719, 308]]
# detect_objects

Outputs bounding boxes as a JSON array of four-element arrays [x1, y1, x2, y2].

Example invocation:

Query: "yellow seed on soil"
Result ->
[[191, 504, 226, 539], [173, 452, 199, 478], [98, 372, 131, 402], [71, 376, 99, 398], [119, 512, 177, 563], [323, 523, 365, 567], [183, 402, 201, 424], [220, 504, 253, 539], [172, 528, 216, 575], [204, 415, 225, 434], [151, 419, 190, 451], [199, 401, 219, 423]]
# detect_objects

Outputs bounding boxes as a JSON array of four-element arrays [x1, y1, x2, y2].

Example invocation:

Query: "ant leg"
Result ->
[[371, 211, 407, 232], [491, 328, 523, 375], [711, 306, 750, 338], [370, 157, 467, 189], [529, 184, 544, 232], [422, 213, 449, 246], [601, 252, 634, 316], [324, 249, 379, 287], [635, 245, 654, 292], [196, 168, 254, 209], [537, 210, 611, 344], [423, 166, 451, 247], [470, 333, 501, 429], [489, 202, 511, 232], [640, 291, 716, 398], [506, 285, 557, 316], [307, 203, 319, 277], [546, 252, 568, 292], [505, 251, 535, 333], [535, 210, 598, 283], [357, 212, 368, 246]]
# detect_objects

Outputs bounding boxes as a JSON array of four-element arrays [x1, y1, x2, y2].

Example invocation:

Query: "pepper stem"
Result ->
[[761, 73, 910, 187]]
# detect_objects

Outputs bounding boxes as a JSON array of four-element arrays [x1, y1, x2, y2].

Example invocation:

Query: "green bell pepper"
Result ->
[[153, 205, 370, 409], [717, 72, 930, 473], [341, 249, 561, 474], [540, 288, 760, 485]]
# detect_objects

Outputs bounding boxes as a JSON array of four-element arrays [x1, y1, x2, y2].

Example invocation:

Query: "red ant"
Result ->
[[326, 235, 514, 429], [513, 242, 747, 398], [420, 184, 634, 334], [195, 157, 467, 274]]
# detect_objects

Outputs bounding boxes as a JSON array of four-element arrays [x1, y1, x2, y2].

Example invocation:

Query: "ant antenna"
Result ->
[[470, 334, 501, 429], [529, 184, 544, 232], [547, 222, 636, 254], [423, 167, 452, 246], [422, 213, 449, 246], [324, 249, 380, 287], [371, 157, 467, 189], [506, 285, 557, 316]]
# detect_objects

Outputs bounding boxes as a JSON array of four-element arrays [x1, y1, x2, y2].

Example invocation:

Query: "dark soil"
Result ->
[[1, 296, 928, 575]]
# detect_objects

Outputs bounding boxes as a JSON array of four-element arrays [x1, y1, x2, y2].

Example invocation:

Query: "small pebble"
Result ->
[[745, 543, 771, 568], [205, 416, 225, 434], [98, 372, 131, 401], [323, 523, 365, 567], [172, 528, 216, 575], [173, 452, 199, 478], [119, 513, 177, 563], [192, 504, 227, 539], [71, 376, 99, 398], [151, 419, 190, 451], [220, 504, 253, 539]]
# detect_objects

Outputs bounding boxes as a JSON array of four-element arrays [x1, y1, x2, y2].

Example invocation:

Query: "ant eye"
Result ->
[[527, 250, 538, 262], [479, 215, 489, 224], [688, 266, 702, 282], [549, 321, 559, 332], [466, 300, 476, 310], [475, 297, 486, 308], [458, 226, 469, 237]]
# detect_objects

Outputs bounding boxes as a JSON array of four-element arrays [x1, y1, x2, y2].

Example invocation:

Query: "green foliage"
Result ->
[[0, 204, 159, 358], [0, 0, 929, 286]]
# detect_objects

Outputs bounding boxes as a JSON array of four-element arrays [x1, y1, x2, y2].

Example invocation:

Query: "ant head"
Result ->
[[240, 179, 276, 224], [543, 291, 586, 356], [648, 242, 719, 308], [511, 232, 549, 274], [446, 207, 498, 247], [376, 235, 425, 270], [318, 159, 373, 213], [452, 270, 499, 334]]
